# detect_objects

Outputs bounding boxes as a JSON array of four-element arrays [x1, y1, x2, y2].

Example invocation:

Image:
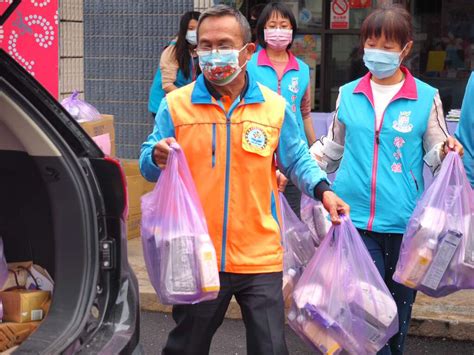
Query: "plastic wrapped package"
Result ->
[[280, 194, 316, 304], [60, 91, 101, 122], [300, 194, 332, 246], [393, 152, 474, 297], [288, 304, 342, 355], [141, 143, 220, 304], [293, 215, 398, 355]]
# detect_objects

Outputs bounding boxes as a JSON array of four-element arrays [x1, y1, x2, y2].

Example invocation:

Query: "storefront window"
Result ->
[[292, 34, 322, 110], [347, 1, 373, 29], [409, 0, 474, 111], [281, 0, 323, 31], [329, 34, 367, 109]]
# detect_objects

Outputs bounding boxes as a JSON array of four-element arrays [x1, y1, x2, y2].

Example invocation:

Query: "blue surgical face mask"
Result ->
[[186, 30, 197, 45], [363, 44, 407, 79]]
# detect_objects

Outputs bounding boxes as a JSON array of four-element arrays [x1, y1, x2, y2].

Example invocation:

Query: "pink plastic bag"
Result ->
[[393, 152, 474, 297], [0, 238, 8, 289], [293, 215, 399, 355], [300, 194, 332, 246], [141, 143, 220, 304], [61, 91, 101, 122], [0, 238, 7, 321], [280, 193, 316, 304]]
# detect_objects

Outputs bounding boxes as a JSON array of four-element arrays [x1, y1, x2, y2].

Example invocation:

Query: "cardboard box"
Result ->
[[0, 290, 50, 323], [127, 206, 142, 240], [121, 160, 155, 239], [121, 159, 154, 209], [0, 322, 40, 352], [80, 114, 115, 156]]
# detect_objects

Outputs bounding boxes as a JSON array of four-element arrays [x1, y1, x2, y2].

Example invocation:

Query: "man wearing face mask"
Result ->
[[148, 11, 200, 119], [140, 5, 349, 355]]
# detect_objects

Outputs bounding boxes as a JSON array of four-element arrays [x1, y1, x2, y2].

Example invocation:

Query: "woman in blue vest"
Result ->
[[247, 2, 315, 217], [455, 72, 474, 187], [311, 5, 463, 354], [148, 11, 201, 118]]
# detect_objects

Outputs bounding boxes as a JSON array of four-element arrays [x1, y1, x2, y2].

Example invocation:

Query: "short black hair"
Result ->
[[197, 4, 251, 44], [256, 2, 297, 50], [360, 4, 413, 50]]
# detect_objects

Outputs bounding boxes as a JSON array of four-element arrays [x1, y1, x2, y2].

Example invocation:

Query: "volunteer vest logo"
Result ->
[[392, 111, 413, 133], [288, 77, 299, 94], [288, 77, 299, 112], [245, 127, 268, 150]]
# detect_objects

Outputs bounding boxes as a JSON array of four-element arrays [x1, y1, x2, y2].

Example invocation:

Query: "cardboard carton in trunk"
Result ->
[[0, 322, 40, 352], [80, 114, 115, 156], [0, 290, 50, 323], [121, 160, 155, 239]]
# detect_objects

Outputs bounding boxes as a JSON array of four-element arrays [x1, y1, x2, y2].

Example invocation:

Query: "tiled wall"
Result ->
[[84, 0, 196, 158], [59, 0, 84, 101]]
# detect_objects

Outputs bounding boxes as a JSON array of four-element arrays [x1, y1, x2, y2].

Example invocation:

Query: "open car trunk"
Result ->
[[0, 50, 140, 354]]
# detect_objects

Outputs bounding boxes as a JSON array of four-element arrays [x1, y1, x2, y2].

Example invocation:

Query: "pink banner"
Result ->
[[1, 0, 59, 98]]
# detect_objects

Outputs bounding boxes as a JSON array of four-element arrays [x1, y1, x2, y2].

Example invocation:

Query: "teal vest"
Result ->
[[247, 52, 310, 146], [332, 77, 437, 233], [148, 43, 196, 113]]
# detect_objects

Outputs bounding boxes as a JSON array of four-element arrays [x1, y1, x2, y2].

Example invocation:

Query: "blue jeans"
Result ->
[[357, 229, 416, 355]]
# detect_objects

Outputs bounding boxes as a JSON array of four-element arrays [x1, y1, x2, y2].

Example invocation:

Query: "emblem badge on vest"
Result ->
[[289, 77, 299, 113], [288, 77, 299, 94], [245, 127, 268, 150], [392, 111, 413, 133]]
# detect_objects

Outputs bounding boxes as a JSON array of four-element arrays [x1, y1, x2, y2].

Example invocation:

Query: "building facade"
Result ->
[[83, 0, 472, 158]]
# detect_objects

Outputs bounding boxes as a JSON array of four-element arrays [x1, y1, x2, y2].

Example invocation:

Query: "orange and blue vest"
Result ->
[[333, 67, 438, 234], [140, 73, 328, 273], [247, 49, 310, 145]]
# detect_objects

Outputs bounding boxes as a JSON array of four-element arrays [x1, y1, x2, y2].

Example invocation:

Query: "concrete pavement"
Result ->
[[128, 237, 474, 341], [140, 311, 474, 354]]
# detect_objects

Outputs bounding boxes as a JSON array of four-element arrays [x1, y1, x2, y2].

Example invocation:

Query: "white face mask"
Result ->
[[186, 30, 197, 45]]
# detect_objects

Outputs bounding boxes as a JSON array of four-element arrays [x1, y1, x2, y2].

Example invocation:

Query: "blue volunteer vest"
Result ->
[[148, 42, 196, 113], [247, 50, 310, 146], [332, 76, 437, 233]]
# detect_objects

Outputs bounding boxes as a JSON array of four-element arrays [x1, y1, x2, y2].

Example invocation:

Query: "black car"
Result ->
[[0, 49, 142, 354]]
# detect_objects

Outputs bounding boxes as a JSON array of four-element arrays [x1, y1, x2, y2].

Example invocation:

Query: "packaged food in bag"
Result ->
[[288, 304, 342, 355], [293, 215, 398, 355], [280, 193, 316, 304], [141, 143, 220, 304], [393, 152, 474, 297], [300, 194, 332, 245]]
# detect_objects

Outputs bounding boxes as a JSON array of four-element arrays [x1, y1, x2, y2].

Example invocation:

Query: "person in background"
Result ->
[[247, 2, 315, 217], [148, 11, 201, 118], [248, 3, 266, 46], [455, 72, 474, 187], [310, 5, 463, 354], [140, 5, 349, 354]]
